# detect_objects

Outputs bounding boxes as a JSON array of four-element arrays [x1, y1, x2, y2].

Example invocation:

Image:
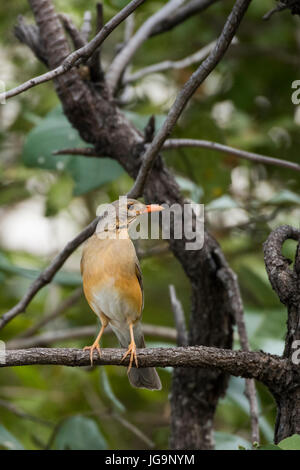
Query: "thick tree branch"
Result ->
[[163, 139, 300, 172], [263, 225, 300, 442], [0, 0, 146, 102], [263, 225, 300, 305], [14, 16, 48, 66], [1, 347, 287, 387]]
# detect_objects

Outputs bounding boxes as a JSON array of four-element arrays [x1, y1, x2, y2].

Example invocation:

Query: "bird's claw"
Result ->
[[83, 343, 101, 366], [121, 341, 138, 372]]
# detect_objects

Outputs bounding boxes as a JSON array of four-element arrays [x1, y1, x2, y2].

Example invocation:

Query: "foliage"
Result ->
[[0, 0, 299, 450]]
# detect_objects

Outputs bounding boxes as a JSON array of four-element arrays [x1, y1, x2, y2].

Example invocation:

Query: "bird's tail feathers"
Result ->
[[110, 321, 162, 391]]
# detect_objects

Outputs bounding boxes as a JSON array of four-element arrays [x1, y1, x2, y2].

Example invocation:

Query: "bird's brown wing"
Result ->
[[135, 258, 144, 311]]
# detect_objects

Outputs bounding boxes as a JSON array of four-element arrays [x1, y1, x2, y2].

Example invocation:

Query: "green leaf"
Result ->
[[257, 444, 281, 450], [53, 416, 108, 450], [46, 174, 74, 216], [206, 195, 239, 211], [278, 434, 300, 450], [0, 252, 81, 286], [22, 106, 124, 195], [100, 369, 126, 414], [0, 425, 24, 450]]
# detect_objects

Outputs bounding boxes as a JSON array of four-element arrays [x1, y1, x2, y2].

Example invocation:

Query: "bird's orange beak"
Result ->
[[144, 204, 164, 213]]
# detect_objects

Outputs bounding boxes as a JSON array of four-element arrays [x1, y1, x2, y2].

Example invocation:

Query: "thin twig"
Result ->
[[150, 0, 221, 37], [0, 398, 53, 427], [89, 3, 104, 83], [263, 2, 289, 20], [7, 324, 177, 349], [124, 40, 217, 83], [169, 285, 188, 346], [163, 138, 300, 172], [17, 287, 82, 339], [106, 0, 186, 93], [0, 0, 146, 102], [0, 218, 99, 330], [81, 11, 92, 42], [124, 12, 135, 43], [53, 148, 99, 157], [59, 14, 86, 49], [214, 247, 260, 445]]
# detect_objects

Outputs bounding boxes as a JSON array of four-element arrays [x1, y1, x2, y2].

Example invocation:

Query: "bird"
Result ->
[[80, 198, 163, 390]]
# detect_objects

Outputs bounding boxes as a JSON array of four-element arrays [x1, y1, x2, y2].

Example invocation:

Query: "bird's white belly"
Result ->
[[91, 277, 136, 323]]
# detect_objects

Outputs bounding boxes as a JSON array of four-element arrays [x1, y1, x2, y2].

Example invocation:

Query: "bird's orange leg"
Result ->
[[121, 323, 138, 372], [83, 324, 106, 366]]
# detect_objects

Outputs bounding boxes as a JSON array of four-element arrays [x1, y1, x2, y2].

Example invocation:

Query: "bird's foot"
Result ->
[[83, 342, 101, 366], [121, 340, 138, 372]]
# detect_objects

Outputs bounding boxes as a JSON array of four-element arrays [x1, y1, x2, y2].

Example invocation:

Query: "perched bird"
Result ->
[[81, 198, 163, 390]]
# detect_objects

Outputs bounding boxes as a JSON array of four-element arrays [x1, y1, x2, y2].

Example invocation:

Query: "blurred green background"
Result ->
[[0, 0, 299, 450]]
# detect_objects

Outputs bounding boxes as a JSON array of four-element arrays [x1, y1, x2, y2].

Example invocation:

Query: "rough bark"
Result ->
[[264, 225, 300, 443]]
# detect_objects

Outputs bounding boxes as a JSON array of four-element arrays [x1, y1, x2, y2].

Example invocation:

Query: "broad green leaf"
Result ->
[[0, 425, 24, 450], [22, 106, 124, 195], [53, 416, 108, 450], [278, 434, 300, 450]]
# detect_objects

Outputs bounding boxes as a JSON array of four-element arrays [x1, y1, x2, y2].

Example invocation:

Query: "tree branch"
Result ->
[[0, 0, 146, 102], [263, 1, 300, 20], [81, 11, 92, 42], [214, 247, 260, 445], [7, 324, 177, 349], [107, 0, 186, 94], [169, 285, 188, 346], [0, 218, 99, 330], [124, 40, 217, 83], [263, 225, 300, 305], [150, 0, 221, 37], [127, 0, 252, 201], [1, 347, 286, 387], [163, 139, 300, 172]]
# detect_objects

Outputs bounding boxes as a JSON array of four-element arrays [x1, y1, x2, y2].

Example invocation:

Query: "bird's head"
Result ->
[[96, 198, 164, 234]]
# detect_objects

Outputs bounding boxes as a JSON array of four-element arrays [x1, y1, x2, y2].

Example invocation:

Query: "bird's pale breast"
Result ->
[[81, 234, 143, 325]]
